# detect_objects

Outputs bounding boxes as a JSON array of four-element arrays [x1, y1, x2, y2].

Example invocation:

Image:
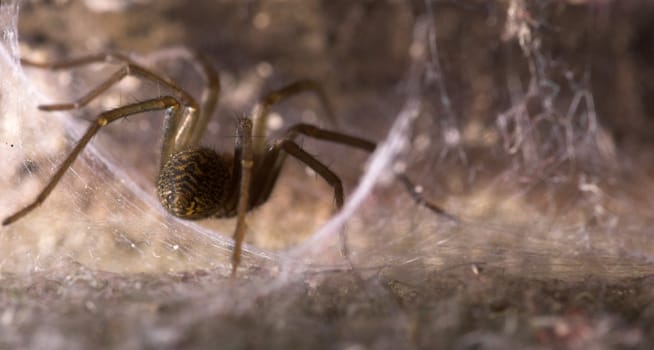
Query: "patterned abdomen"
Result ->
[[157, 148, 231, 220]]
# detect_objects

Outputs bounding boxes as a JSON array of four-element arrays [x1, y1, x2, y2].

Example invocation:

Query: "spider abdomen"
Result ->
[[157, 147, 231, 220]]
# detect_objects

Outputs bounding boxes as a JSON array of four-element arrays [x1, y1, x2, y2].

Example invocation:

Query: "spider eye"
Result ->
[[156, 148, 231, 220]]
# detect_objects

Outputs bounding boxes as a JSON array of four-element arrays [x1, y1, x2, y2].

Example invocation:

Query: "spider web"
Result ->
[[2, 0, 654, 348], [0, 1, 449, 277], [1, 0, 652, 293]]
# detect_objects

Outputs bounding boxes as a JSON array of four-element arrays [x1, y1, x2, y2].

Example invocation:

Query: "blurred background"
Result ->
[[1, 0, 654, 348]]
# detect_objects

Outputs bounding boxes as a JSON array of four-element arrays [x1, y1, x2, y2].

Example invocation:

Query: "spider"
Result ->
[[2, 51, 453, 276]]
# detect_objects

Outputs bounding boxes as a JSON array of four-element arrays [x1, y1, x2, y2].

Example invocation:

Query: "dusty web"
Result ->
[[2, 0, 653, 279], [0, 0, 437, 280]]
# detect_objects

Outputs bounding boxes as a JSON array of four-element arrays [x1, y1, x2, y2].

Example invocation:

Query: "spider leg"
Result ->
[[251, 123, 455, 220], [249, 124, 373, 206], [2, 96, 182, 226], [22, 53, 198, 112], [251, 80, 336, 156], [231, 118, 254, 277], [230, 124, 347, 276], [284, 124, 456, 219], [187, 53, 220, 147], [23, 52, 216, 167], [138, 49, 222, 147], [254, 137, 351, 267], [273, 139, 344, 207]]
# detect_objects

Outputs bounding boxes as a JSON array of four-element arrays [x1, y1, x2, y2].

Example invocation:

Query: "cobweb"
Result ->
[[0, 0, 441, 277], [2, 0, 654, 348], [1, 1, 459, 278]]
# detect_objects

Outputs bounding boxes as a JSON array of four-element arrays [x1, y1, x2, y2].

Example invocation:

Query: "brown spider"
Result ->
[[2, 51, 452, 276]]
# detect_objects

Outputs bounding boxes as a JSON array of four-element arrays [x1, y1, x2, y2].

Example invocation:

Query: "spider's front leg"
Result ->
[[2, 96, 183, 226], [231, 118, 254, 277], [21, 51, 220, 151], [21, 53, 198, 113]]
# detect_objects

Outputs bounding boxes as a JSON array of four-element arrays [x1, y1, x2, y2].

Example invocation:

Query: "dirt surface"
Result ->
[[1, 263, 653, 349], [3, 0, 654, 349]]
